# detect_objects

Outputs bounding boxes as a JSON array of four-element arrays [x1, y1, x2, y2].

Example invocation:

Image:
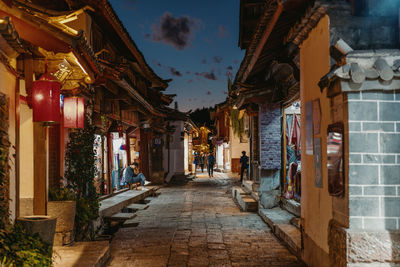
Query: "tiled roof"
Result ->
[[319, 50, 400, 93], [284, 5, 327, 47], [0, 16, 27, 54], [75, 31, 104, 73], [234, 0, 281, 85]]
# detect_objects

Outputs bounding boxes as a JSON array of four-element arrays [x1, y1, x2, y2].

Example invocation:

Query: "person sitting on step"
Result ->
[[123, 162, 147, 190]]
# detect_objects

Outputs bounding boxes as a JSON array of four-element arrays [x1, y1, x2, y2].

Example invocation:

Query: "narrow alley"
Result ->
[[108, 173, 304, 267]]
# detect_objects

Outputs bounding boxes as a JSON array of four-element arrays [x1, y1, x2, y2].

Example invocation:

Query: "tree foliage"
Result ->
[[230, 109, 244, 138], [0, 94, 10, 230], [64, 115, 99, 241]]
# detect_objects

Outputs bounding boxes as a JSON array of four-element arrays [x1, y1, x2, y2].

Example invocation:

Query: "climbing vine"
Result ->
[[230, 109, 245, 138], [0, 93, 10, 230]]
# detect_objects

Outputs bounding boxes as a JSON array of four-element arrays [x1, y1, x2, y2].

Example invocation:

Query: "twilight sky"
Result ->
[[109, 0, 244, 112]]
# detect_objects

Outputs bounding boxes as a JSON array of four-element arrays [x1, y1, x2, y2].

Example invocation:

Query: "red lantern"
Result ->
[[32, 73, 61, 123], [63, 97, 85, 128]]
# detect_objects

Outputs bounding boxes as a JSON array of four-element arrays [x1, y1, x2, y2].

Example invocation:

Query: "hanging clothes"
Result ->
[[284, 162, 298, 199], [288, 114, 301, 157]]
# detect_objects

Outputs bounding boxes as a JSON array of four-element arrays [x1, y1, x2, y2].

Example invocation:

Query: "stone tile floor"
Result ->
[[108, 172, 304, 267]]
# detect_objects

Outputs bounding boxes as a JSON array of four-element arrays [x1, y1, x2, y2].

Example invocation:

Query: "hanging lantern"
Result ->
[[63, 97, 85, 128], [32, 73, 61, 123]]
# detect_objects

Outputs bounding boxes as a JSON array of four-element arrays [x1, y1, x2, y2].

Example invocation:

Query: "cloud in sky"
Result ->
[[218, 24, 229, 38], [151, 12, 199, 50], [168, 67, 182, 76], [195, 71, 217, 80], [213, 56, 223, 63]]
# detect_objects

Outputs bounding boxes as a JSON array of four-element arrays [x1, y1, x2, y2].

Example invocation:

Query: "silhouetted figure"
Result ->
[[240, 151, 249, 182], [207, 152, 215, 177]]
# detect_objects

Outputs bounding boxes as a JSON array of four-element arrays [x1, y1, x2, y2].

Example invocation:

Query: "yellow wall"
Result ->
[[0, 62, 17, 220], [19, 104, 34, 198], [299, 16, 333, 266], [229, 125, 249, 159]]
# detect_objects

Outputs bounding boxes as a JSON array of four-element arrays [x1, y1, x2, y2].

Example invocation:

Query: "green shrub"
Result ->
[[64, 115, 99, 241], [0, 224, 52, 266], [48, 186, 76, 201]]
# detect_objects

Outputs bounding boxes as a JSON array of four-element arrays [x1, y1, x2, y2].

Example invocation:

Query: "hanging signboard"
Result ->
[[305, 101, 313, 155], [314, 137, 322, 188], [313, 99, 321, 135]]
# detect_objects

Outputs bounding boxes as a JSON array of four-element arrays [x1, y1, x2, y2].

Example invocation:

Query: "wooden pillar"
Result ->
[[24, 55, 46, 215], [107, 133, 113, 192], [126, 133, 131, 165], [48, 125, 60, 189], [139, 128, 150, 179], [33, 123, 46, 215]]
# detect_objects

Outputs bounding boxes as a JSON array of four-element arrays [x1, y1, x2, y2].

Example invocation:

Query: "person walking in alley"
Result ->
[[193, 152, 199, 177], [207, 152, 215, 177], [199, 154, 205, 173], [240, 151, 249, 183], [123, 162, 147, 190]]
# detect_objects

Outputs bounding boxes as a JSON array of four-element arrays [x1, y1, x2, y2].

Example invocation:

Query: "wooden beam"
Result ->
[[104, 80, 119, 95], [23, 55, 33, 99], [241, 2, 284, 83], [111, 97, 130, 101], [120, 106, 139, 111]]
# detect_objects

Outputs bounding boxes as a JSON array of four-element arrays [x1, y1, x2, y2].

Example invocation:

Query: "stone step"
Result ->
[[144, 196, 157, 202], [53, 241, 110, 267], [122, 218, 140, 228], [99, 186, 158, 218], [126, 203, 149, 211], [281, 198, 301, 217], [259, 207, 295, 231], [105, 212, 136, 222], [235, 191, 258, 212], [275, 223, 301, 256], [259, 208, 301, 257], [290, 217, 301, 229], [231, 186, 249, 199], [242, 181, 260, 202]]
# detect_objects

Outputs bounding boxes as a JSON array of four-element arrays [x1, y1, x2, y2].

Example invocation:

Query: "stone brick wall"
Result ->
[[321, 0, 399, 50], [347, 90, 400, 230], [259, 103, 281, 170]]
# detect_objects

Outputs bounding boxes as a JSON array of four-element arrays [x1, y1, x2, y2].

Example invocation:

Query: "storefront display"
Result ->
[[284, 102, 301, 201], [110, 132, 127, 191]]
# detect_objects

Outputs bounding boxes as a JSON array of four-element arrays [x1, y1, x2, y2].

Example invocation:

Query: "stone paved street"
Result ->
[[108, 172, 304, 267]]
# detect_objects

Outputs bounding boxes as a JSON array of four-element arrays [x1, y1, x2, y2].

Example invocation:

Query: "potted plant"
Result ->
[[47, 186, 76, 246], [15, 215, 57, 246]]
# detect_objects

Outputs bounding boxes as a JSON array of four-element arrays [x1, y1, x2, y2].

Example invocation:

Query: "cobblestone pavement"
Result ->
[[108, 172, 304, 267]]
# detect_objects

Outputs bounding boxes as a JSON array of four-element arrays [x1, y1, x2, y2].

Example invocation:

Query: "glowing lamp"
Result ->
[[63, 97, 85, 128], [32, 73, 61, 123]]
